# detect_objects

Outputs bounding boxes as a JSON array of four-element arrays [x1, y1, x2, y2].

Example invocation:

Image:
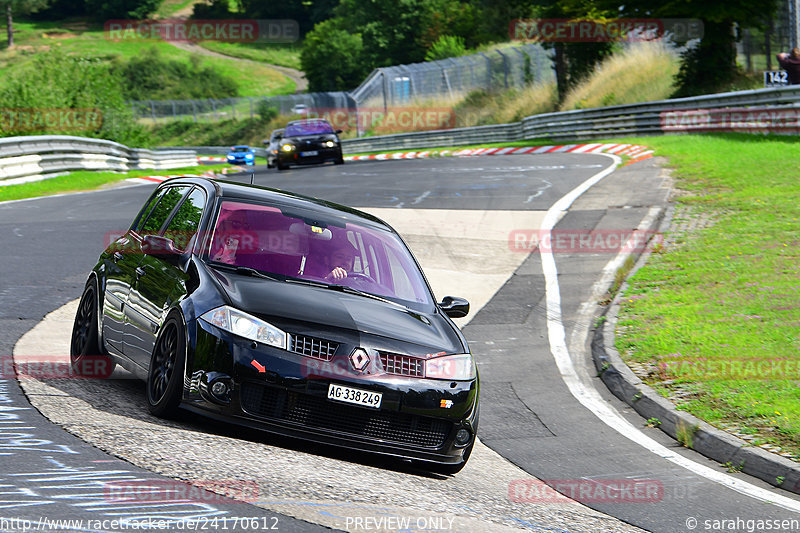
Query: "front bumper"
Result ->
[[184, 320, 479, 464], [277, 146, 341, 167]]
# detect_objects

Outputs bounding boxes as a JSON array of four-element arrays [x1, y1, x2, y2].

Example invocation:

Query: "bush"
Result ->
[[425, 35, 467, 61], [256, 100, 279, 123], [113, 47, 239, 101], [0, 50, 147, 145]]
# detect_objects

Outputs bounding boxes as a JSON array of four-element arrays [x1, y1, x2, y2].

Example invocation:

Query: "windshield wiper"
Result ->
[[209, 263, 279, 281]]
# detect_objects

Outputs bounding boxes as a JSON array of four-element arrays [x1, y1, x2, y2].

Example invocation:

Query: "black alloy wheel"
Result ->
[[146, 314, 186, 418]]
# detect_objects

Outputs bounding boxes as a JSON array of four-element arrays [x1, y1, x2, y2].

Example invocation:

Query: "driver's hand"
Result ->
[[326, 267, 347, 281]]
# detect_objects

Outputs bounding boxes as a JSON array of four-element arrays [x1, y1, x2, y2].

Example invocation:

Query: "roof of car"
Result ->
[[231, 145, 251, 149], [162, 176, 391, 231], [286, 118, 332, 126]]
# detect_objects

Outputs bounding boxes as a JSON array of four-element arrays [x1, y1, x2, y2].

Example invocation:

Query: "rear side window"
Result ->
[[139, 186, 190, 235]]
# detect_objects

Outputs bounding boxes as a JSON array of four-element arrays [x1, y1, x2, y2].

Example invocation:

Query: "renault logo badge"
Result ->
[[350, 348, 370, 372]]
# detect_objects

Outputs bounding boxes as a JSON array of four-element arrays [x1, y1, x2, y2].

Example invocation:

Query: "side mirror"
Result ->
[[335, 129, 343, 134], [262, 139, 269, 144], [439, 296, 470, 319], [143, 235, 181, 265]]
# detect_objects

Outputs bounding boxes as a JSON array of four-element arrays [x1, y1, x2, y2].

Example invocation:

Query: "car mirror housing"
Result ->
[[439, 296, 470, 319], [143, 235, 182, 265], [335, 129, 343, 134]]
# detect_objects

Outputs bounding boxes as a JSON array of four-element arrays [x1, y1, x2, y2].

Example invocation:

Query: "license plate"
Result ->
[[300, 150, 319, 157], [327, 383, 382, 409]]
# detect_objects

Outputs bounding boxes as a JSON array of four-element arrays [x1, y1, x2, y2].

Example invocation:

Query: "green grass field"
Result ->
[[0, 164, 228, 203], [198, 42, 302, 70], [0, 21, 294, 97], [613, 134, 800, 460]]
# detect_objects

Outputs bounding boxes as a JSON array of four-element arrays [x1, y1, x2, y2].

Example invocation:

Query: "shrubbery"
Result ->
[[112, 47, 239, 101], [0, 50, 146, 145]]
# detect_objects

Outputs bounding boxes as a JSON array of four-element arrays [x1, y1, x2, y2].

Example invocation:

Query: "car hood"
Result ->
[[206, 267, 464, 354]]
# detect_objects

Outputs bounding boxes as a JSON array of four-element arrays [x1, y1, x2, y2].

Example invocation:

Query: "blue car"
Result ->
[[226, 145, 256, 166]]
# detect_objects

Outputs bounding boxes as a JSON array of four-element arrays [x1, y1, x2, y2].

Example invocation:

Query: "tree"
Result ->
[[84, 0, 162, 21], [300, 19, 369, 91], [1, 0, 49, 48], [425, 35, 467, 62], [597, 0, 779, 96], [336, 0, 432, 67]]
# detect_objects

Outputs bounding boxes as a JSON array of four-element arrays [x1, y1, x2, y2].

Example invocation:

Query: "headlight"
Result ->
[[425, 353, 476, 380], [324, 140, 336, 148], [245, 153, 254, 159], [281, 143, 295, 152], [200, 306, 287, 350]]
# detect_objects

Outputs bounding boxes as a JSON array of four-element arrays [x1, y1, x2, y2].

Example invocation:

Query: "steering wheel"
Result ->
[[346, 272, 376, 285]]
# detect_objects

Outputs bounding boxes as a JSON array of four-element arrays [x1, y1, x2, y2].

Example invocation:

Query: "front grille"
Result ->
[[289, 334, 338, 361], [240, 382, 450, 448], [379, 352, 424, 377]]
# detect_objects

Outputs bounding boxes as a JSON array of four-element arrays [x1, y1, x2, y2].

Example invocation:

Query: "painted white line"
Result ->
[[539, 154, 800, 512], [412, 190, 432, 205]]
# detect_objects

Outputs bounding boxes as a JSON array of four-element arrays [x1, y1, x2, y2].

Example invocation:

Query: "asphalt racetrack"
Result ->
[[2, 155, 800, 532]]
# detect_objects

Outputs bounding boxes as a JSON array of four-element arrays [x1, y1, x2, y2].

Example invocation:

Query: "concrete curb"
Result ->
[[591, 205, 800, 496]]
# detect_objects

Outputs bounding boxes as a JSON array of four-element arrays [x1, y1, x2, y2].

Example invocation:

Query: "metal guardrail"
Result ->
[[339, 85, 800, 153], [159, 146, 268, 157], [0, 135, 197, 184]]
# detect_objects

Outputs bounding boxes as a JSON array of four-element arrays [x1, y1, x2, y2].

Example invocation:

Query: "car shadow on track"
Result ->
[[31, 366, 448, 479]]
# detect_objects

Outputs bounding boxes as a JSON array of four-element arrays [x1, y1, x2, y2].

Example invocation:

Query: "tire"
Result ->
[[70, 278, 115, 378], [335, 157, 344, 165], [277, 161, 288, 171], [146, 314, 186, 418]]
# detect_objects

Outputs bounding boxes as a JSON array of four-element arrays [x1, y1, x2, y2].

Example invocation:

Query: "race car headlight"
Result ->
[[200, 306, 287, 350], [324, 140, 336, 148], [281, 143, 295, 152], [245, 153, 254, 159], [425, 353, 476, 380]]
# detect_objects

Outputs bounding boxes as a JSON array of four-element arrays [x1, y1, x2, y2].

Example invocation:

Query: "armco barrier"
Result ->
[[338, 85, 800, 153], [0, 135, 197, 184]]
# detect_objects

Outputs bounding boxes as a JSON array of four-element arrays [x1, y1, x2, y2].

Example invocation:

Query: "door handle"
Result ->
[[135, 267, 146, 278], [113, 252, 123, 263]]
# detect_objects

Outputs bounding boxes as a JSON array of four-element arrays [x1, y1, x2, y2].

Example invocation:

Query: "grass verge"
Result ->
[[0, 164, 228, 203], [612, 133, 800, 460], [197, 42, 302, 70], [0, 21, 294, 98]]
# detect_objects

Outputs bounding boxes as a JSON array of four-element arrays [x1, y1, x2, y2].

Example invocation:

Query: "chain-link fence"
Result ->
[[128, 43, 554, 133], [349, 43, 553, 107]]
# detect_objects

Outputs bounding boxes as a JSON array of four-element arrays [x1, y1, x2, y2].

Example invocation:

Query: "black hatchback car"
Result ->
[[71, 177, 479, 473], [276, 118, 344, 170]]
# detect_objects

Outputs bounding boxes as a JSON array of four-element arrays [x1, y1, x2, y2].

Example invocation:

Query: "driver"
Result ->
[[316, 241, 357, 282]]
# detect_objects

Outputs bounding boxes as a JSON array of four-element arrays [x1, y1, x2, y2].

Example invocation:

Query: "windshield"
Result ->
[[206, 200, 433, 310], [285, 121, 334, 136], [231, 147, 250, 152]]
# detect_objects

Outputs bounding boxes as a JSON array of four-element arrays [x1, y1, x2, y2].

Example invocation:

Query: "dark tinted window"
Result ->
[[285, 120, 334, 136], [140, 186, 190, 235], [163, 188, 206, 252], [133, 188, 167, 232]]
